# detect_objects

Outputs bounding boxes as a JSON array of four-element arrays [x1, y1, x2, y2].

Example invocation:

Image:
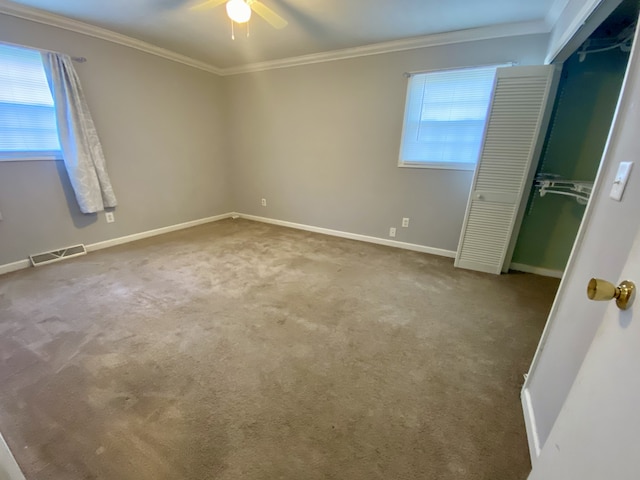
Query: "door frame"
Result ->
[[0, 433, 25, 480], [522, 1, 639, 461]]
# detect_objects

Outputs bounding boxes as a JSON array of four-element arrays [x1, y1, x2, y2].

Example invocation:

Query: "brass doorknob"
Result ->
[[587, 278, 636, 310]]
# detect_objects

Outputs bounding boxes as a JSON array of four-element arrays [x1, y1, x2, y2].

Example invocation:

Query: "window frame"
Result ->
[[0, 41, 63, 163], [397, 63, 509, 171], [0, 151, 63, 162]]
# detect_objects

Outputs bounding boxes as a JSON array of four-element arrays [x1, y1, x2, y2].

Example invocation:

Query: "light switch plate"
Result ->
[[610, 161, 633, 201]]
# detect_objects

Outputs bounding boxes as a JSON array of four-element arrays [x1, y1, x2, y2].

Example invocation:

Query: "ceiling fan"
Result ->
[[191, 0, 288, 29]]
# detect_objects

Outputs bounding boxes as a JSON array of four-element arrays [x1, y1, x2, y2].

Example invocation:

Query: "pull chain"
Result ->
[[230, 18, 250, 40]]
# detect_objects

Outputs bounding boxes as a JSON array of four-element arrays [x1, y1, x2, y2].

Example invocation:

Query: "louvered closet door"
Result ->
[[455, 65, 560, 274]]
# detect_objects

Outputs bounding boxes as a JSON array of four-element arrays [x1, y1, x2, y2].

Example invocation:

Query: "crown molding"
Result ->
[[219, 20, 550, 76], [0, 0, 223, 75], [0, 0, 551, 78]]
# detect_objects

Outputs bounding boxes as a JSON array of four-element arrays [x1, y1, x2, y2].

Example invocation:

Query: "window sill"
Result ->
[[398, 161, 476, 171], [0, 155, 63, 162]]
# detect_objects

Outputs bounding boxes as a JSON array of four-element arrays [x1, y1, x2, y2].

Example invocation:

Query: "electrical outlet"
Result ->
[[402, 217, 409, 228], [389, 227, 396, 237], [261, 198, 267, 207], [105, 211, 115, 223]]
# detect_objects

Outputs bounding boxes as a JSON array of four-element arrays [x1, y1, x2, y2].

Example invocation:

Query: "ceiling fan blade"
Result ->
[[190, 0, 227, 11], [250, 0, 288, 29]]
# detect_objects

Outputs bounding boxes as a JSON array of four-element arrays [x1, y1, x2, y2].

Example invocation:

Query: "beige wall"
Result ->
[[0, 14, 232, 265], [0, 15, 550, 266], [225, 34, 550, 251]]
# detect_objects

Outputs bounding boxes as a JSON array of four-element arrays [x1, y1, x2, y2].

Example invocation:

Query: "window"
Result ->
[[398, 65, 500, 170], [0, 43, 61, 161]]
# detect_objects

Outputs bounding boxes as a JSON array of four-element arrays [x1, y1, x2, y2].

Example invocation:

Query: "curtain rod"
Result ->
[[403, 61, 516, 77], [0, 40, 87, 63]]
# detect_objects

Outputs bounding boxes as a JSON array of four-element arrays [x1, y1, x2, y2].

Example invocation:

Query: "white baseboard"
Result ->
[[0, 213, 233, 276], [86, 213, 232, 253], [510, 262, 564, 279], [0, 432, 25, 480], [0, 259, 32, 276], [2, 213, 564, 279], [236, 213, 457, 258]]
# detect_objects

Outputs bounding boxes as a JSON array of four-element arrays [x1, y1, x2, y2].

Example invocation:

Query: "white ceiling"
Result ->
[[2, 0, 563, 70]]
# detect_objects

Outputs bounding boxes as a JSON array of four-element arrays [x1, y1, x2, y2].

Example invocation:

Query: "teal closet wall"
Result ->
[[512, 49, 629, 272]]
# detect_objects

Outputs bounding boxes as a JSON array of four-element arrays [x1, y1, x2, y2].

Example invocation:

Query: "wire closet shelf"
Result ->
[[534, 173, 593, 205]]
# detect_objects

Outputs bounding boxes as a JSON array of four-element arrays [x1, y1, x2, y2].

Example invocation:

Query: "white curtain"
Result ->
[[42, 52, 117, 214]]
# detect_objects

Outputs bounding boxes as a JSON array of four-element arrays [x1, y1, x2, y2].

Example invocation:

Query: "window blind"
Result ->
[[0, 43, 61, 160], [399, 65, 498, 169]]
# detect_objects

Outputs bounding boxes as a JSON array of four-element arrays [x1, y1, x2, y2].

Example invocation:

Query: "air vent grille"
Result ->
[[30, 244, 87, 267]]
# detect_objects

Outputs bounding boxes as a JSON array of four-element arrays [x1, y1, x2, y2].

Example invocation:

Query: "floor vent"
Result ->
[[30, 244, 87, 267]]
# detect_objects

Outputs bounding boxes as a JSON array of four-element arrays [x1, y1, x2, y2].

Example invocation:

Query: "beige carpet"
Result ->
[[0, 219, 558, 479]]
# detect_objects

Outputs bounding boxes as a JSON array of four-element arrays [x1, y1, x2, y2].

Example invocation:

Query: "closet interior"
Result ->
[[511, 0, 638, 274]]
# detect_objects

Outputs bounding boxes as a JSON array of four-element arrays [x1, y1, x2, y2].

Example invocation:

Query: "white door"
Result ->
[[527, 226, 640, 479], [521, 16, 640, 460], [455, 65, 560, 275]]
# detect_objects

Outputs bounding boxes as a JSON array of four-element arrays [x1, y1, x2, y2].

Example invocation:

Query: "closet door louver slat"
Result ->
[[455, 65, 560, 274]]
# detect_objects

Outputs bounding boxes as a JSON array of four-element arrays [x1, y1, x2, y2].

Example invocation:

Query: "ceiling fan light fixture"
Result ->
[[226, 0, 251, 23]]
